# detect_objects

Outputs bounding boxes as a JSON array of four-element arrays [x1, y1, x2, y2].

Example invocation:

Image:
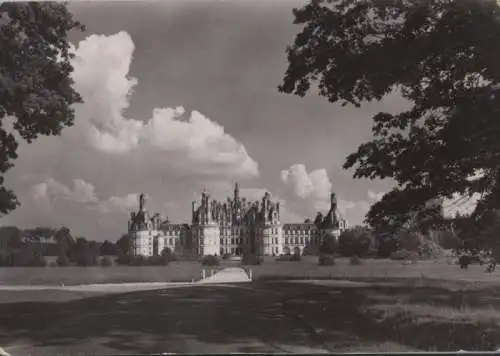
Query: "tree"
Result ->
[[279, 0, 500, 235], [116, 234, 131, 255], [100, 240, 117, 256], [0, 226, 22, 249], [338, 226, 373, 257], [314, 212, 324, 230], [0, 3, 84, 215], [69, 237, 98, 266], [55, 226, 75, 255], [56, 252, 70, 267], [319, 234, 337, 255]]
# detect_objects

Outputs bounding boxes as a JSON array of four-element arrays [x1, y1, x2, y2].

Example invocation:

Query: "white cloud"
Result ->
[[32, 178, 98, 206], [280, 164, 381, 225], [95, 193, 144, 214], [31, 178, 144, 215], [280, 164, 331, 200], [70, 31, 258, 178]]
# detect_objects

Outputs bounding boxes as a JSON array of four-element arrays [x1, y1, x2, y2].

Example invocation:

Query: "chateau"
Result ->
[[128, 183, 348, 257]]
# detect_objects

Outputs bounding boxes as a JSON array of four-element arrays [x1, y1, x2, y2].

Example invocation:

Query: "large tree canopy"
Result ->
[[0, 2, 84, 215], [279, 0, 500, 230]]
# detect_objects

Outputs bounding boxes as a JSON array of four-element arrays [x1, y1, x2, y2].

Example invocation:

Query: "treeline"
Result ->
[[0, 226, 122, 267]]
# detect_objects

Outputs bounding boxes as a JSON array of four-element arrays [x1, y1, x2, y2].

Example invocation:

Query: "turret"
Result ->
[[139, 193, 146, 212], [234, 182, 240, 200], [330, 192, 337, 211]]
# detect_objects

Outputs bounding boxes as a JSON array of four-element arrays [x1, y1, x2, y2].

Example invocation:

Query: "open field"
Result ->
[[0, 262, 208, 286], [248, 256, 500, 284], [1, 257, 498, 287], [2, 276, 500, 354]]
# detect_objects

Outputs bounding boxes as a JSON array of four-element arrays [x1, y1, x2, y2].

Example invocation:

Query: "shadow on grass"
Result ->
[[1, 281, 500, 353]]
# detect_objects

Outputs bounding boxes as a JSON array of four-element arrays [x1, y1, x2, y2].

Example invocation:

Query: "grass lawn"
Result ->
[[2, 257, 500, 352], [264, 278, 500, 351], [0, 261, 210, 286], [247, 256, 500, 285], [2, 274, 500, 353], [236, 256, 500, 351]]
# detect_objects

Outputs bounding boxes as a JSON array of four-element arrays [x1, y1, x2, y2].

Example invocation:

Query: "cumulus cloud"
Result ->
[[95, 193, 145, 214], [32, 178, 143, 215], [280, 164, 383, 225], [70, 31, 258, 178], [281, 164, 339, 221], [32, 178, 98, 206], [281, 164, 331, 199]]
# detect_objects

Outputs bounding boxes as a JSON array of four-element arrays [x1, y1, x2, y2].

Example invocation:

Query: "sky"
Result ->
[[0, 0, 478, 241]]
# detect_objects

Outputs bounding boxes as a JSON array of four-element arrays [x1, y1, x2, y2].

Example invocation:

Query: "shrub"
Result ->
[[458, 254, 478, 269], [35, 256, 47, 267], [438, 230, 462, 250], [115, 253, 134, 265], [222, 253, 232, 260], [160, 247, 177, 262], [275, 254, 301, 261], [241, 254, 263, 265], [290, 253, 302, 261], [339, 231, 372, 257], [319, 235, 337, 255], [130, 255, 148, 266], [390, 249, 420, 262], [100, 256, 113, 267], [201, 255, 219, 266], [147, 255, 169, 266], [390, 249, 412, 261], [318, 254, 335, 266], [56, 253, 71, 266], [377, 233, 399, 257], [349, 255, 362, 265]]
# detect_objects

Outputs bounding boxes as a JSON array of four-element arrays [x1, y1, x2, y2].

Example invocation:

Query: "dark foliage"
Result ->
[[100, 240, 117, 256], [201, 255, 220, 267], [241, 254, 263, 265], [279, 0, 500, 238], [160, 247, 176, 262], [318, 254, 335, 266], [338, 226, 373, 257], [56, 253, 70, 267], [0, 3, 85, 215], [319, 235, 337, 255], [349, 255, 362, 265], [275, 254, 302, 262], [116, 234, 131, 255], [100, 256, 113, 267], [0, 246, 46, 267], [376, 233, 399, 257], [115, 253, 134, 266]]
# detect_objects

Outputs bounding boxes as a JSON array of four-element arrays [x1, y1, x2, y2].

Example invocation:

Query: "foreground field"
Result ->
[[0, 262, 206, 285], [1, 276, 500, 354]]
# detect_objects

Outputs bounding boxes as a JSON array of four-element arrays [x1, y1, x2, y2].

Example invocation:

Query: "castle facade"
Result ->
[[128, 183, 347, 257]]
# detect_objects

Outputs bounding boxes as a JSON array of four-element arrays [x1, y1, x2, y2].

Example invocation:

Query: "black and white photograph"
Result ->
[[1, 0, 500, 354]]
